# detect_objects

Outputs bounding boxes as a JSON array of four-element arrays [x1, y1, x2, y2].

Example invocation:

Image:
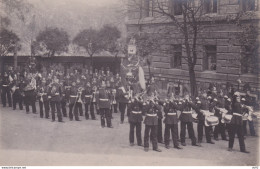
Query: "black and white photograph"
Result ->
[[0, 0, 259, 167]]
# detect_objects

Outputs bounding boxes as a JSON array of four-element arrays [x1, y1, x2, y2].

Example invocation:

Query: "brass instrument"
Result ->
[[112, 89, 116, 104], [92, 86, 97, 102], [128, 86, 133, 103], [77, 87, 84, 103]]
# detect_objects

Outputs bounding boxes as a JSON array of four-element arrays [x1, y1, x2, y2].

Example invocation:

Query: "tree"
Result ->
[[126, 0, 208, 97], [127, 0, 258, 97], [131, 33, 159, 80], [34, 27, 70, 57], [99, 25, 122, 72], [73, 28, 104, 68], [99, 25, 121, 55], [0, 29, 20, 57]]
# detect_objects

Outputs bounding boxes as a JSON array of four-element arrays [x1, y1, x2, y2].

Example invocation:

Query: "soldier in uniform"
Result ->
[[96, 81, 113, 128], [48, 76, 63, 122], [75, 78, 84, 117], [1, 72, 12, 107], [110, 77, 118, 114], [24, 73, 37, 114], [117, 81, 130, 124], [163, 99, 182, 149], [60, 79, 68, 118], [37, 78, 50, 118], [228, 93, 249, 153], [84, 81, 93, 120], [69, 81, 79, 121], [213, 96, 228, 141], [90, 78, 98, 118], [143, 98, 162, 152], [179, 95, 199, 146], [12, 74, 24, 110], [128, 95, 144, 146]]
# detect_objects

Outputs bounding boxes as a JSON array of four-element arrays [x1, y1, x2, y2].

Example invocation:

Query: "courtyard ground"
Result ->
[[0, 105, 259, 166]]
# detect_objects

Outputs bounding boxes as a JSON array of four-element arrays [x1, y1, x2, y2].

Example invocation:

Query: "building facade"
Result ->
[[126, 0, 260, 96]]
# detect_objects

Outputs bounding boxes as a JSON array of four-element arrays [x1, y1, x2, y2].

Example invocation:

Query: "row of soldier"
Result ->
[[1, 69, 257, 153]]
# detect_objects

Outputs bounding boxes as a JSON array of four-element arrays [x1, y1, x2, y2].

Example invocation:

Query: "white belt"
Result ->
[[55, 93, 59, 95], [182, 111, 192, 114], [233, 113, 242, 116], [167, 112, 177, 115], [40, 93, 47, 95], [70, 95, 77, 98], [85, 95, 92, 97], [2, 85, 8, 87], [146, 114, 157, 117], [100, 99, 109, 101], [132, 111, 141, 114]]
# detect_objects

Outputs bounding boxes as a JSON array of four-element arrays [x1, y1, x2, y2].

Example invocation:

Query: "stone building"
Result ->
[[126, 0, 260, 97]]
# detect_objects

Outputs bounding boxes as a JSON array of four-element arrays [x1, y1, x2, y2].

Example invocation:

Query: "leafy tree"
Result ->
[[131, 33, 159, 80], [73, 28, 103, 68], [0, 28, 20, 56], [99, 25, 121, 55], [34, 27, 70, 57]]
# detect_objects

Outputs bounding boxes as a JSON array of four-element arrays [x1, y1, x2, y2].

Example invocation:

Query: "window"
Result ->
[[170, 45, 182, 69], [203, 0, 218, 14], [203, 45, 217, 71], [142, 0, 154, 18], [169, 0, 183, 15], [240, 0, 257, 11], [241, 46, 258, 74]]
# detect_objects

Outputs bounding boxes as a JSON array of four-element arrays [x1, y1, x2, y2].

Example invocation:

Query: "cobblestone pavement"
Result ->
[[0, 105, 259, 166]]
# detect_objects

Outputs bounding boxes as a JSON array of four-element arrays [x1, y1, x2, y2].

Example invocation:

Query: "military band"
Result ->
[[1, 66, 258, 154]]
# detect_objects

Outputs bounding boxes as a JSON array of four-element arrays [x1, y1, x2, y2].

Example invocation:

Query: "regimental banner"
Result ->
[[128, 44, 137, 55]]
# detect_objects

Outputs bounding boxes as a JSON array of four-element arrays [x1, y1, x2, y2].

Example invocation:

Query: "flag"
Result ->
[[138, 66, 146, 90]]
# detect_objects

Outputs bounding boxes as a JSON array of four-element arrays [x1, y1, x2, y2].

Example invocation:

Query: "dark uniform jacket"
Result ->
[[231, 102, 247, 126], [224, 101, 232, 114], [163, 101, 179, 124], [49, 82, 61, 102], [97, 88, 111, 109], [37, 84, 49, 102], [117, 86, 129, 103], [84, 86, 92, 104], [190, 102, 204, 121], [69, 86, 78, 104], [179, 100, 193, 122], [128, 99, 143, 123], [143, 102, 162, 125]]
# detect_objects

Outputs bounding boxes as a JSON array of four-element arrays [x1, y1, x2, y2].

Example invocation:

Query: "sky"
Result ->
[[3, 0, 126, 55]]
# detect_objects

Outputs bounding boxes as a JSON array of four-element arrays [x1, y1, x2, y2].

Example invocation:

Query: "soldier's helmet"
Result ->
[[42, 78, 46, 84], [101, 80, 106, 88], [110, 77, 114, 82], [76, 78, 80, 84]]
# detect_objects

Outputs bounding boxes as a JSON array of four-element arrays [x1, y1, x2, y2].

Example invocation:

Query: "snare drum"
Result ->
[[205, 116, 219, 126], [221, 114, 232, 124], [192, 113, 198, 123]]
